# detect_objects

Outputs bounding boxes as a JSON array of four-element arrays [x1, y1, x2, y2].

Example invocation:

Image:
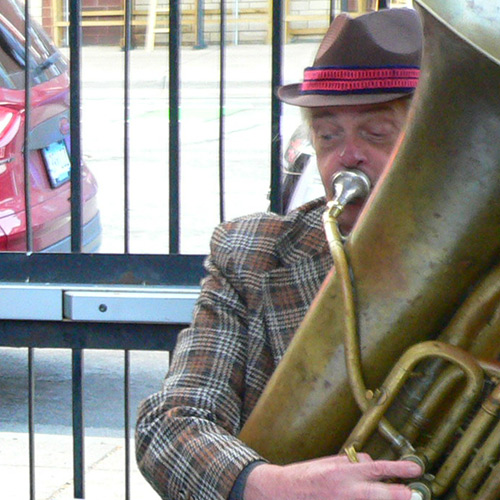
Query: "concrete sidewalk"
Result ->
[[71, 43, 318, 89], [1, 432, 159, 500]]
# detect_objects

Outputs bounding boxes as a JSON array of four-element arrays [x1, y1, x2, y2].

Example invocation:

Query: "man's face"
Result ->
[[311, 101, 408, 232]]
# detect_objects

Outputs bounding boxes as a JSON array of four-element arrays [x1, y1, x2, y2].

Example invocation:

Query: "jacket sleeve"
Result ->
[[135, 221, 268, 500]]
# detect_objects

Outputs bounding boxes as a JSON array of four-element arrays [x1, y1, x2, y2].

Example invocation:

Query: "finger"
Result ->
[[357, 459, 423, 480], [328, 452, 373, 465], [356, 452, 373, 464], [354, 482, 415, 500]]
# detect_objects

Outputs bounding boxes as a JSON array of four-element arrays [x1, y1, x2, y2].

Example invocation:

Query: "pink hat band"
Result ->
[[301, 65, 420, 95]]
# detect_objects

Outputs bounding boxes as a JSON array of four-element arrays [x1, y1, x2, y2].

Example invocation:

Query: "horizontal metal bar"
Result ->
[[0, 319, 184, 350], [0, 285, 61, 320], [0, 253, 206, 286], [63, 289, 198, 323], [0, 283, 199, 324]]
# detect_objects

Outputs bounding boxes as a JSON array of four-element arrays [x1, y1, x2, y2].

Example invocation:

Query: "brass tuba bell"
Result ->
[[239, 1, 500, 498]]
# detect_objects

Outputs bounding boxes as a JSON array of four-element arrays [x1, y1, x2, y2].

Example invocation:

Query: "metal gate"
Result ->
[[0, 0, 287, 498]]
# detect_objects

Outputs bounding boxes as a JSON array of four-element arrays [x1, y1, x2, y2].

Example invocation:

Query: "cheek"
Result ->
[[368, 149, 395, 178]]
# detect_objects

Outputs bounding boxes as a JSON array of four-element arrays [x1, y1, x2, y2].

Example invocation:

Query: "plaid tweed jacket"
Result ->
[[135, 198, 332, 500]]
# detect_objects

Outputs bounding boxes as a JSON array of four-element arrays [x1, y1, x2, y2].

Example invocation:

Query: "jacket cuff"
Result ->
[[228, 460, 267, 500]]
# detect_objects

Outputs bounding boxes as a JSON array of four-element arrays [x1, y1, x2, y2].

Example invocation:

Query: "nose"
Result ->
[[339, 137, 367, 168]]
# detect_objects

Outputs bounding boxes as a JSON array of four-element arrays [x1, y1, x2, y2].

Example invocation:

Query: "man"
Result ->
[[136, 7, 423, 500]]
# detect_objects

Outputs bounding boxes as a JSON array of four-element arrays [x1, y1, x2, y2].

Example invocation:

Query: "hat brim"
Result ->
[[277, 83, 414, 107]]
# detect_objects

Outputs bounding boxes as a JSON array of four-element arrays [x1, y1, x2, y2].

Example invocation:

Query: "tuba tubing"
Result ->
[[239, 0, 500, 467]]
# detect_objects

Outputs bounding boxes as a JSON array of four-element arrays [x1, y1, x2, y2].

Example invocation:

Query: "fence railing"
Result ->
[[2, 0, 286, 497], [0, 252, 205, 499], [1, 0, 394, 498]]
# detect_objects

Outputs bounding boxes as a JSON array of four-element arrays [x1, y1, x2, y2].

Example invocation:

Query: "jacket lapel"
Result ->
[[262, 251, 332, 364], [261, 202, 332, 365]]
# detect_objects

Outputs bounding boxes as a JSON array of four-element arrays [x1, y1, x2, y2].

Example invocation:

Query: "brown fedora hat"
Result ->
[[278, 8, 423, 107]]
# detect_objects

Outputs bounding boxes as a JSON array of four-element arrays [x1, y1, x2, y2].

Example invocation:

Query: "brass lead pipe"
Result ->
[[323, 203, 365, 411], [324, 199, 415, 456]]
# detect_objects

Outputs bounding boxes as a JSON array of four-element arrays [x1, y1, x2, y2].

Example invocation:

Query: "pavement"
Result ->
[[0, 41, 319, 500], [1, 432, 159, 500], [75, 41, 319, 91]]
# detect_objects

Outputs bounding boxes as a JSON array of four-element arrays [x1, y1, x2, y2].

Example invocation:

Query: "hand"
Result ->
[[244, 453, 422, 500]]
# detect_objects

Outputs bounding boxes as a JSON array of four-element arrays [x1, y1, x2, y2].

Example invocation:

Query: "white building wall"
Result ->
[[31, 0, 44, 23]]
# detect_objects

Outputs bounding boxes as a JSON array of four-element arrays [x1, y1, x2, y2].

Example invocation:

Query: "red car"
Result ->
[[0, 0, 101, 252]]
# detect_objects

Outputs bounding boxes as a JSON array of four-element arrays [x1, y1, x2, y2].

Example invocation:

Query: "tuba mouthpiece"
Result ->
[[328, 169, 371, 218]]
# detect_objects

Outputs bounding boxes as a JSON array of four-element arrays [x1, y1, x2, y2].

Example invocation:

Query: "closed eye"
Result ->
[[360, 127, 397, 144]]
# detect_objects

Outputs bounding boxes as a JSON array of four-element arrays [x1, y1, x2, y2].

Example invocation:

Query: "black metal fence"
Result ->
[[1, 0, 287, 498], [0, 253, 205, 499], [0, 0, 392, 497]]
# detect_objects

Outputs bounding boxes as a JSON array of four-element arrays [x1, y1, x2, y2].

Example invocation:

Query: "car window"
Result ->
[[0, 0, 67, 90]]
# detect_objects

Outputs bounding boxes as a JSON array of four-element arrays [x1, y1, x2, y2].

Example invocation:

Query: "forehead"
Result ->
[[310, 103, 400, 122]]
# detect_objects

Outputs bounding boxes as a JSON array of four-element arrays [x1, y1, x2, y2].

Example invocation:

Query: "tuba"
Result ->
[[239, 0, 500, 498]]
